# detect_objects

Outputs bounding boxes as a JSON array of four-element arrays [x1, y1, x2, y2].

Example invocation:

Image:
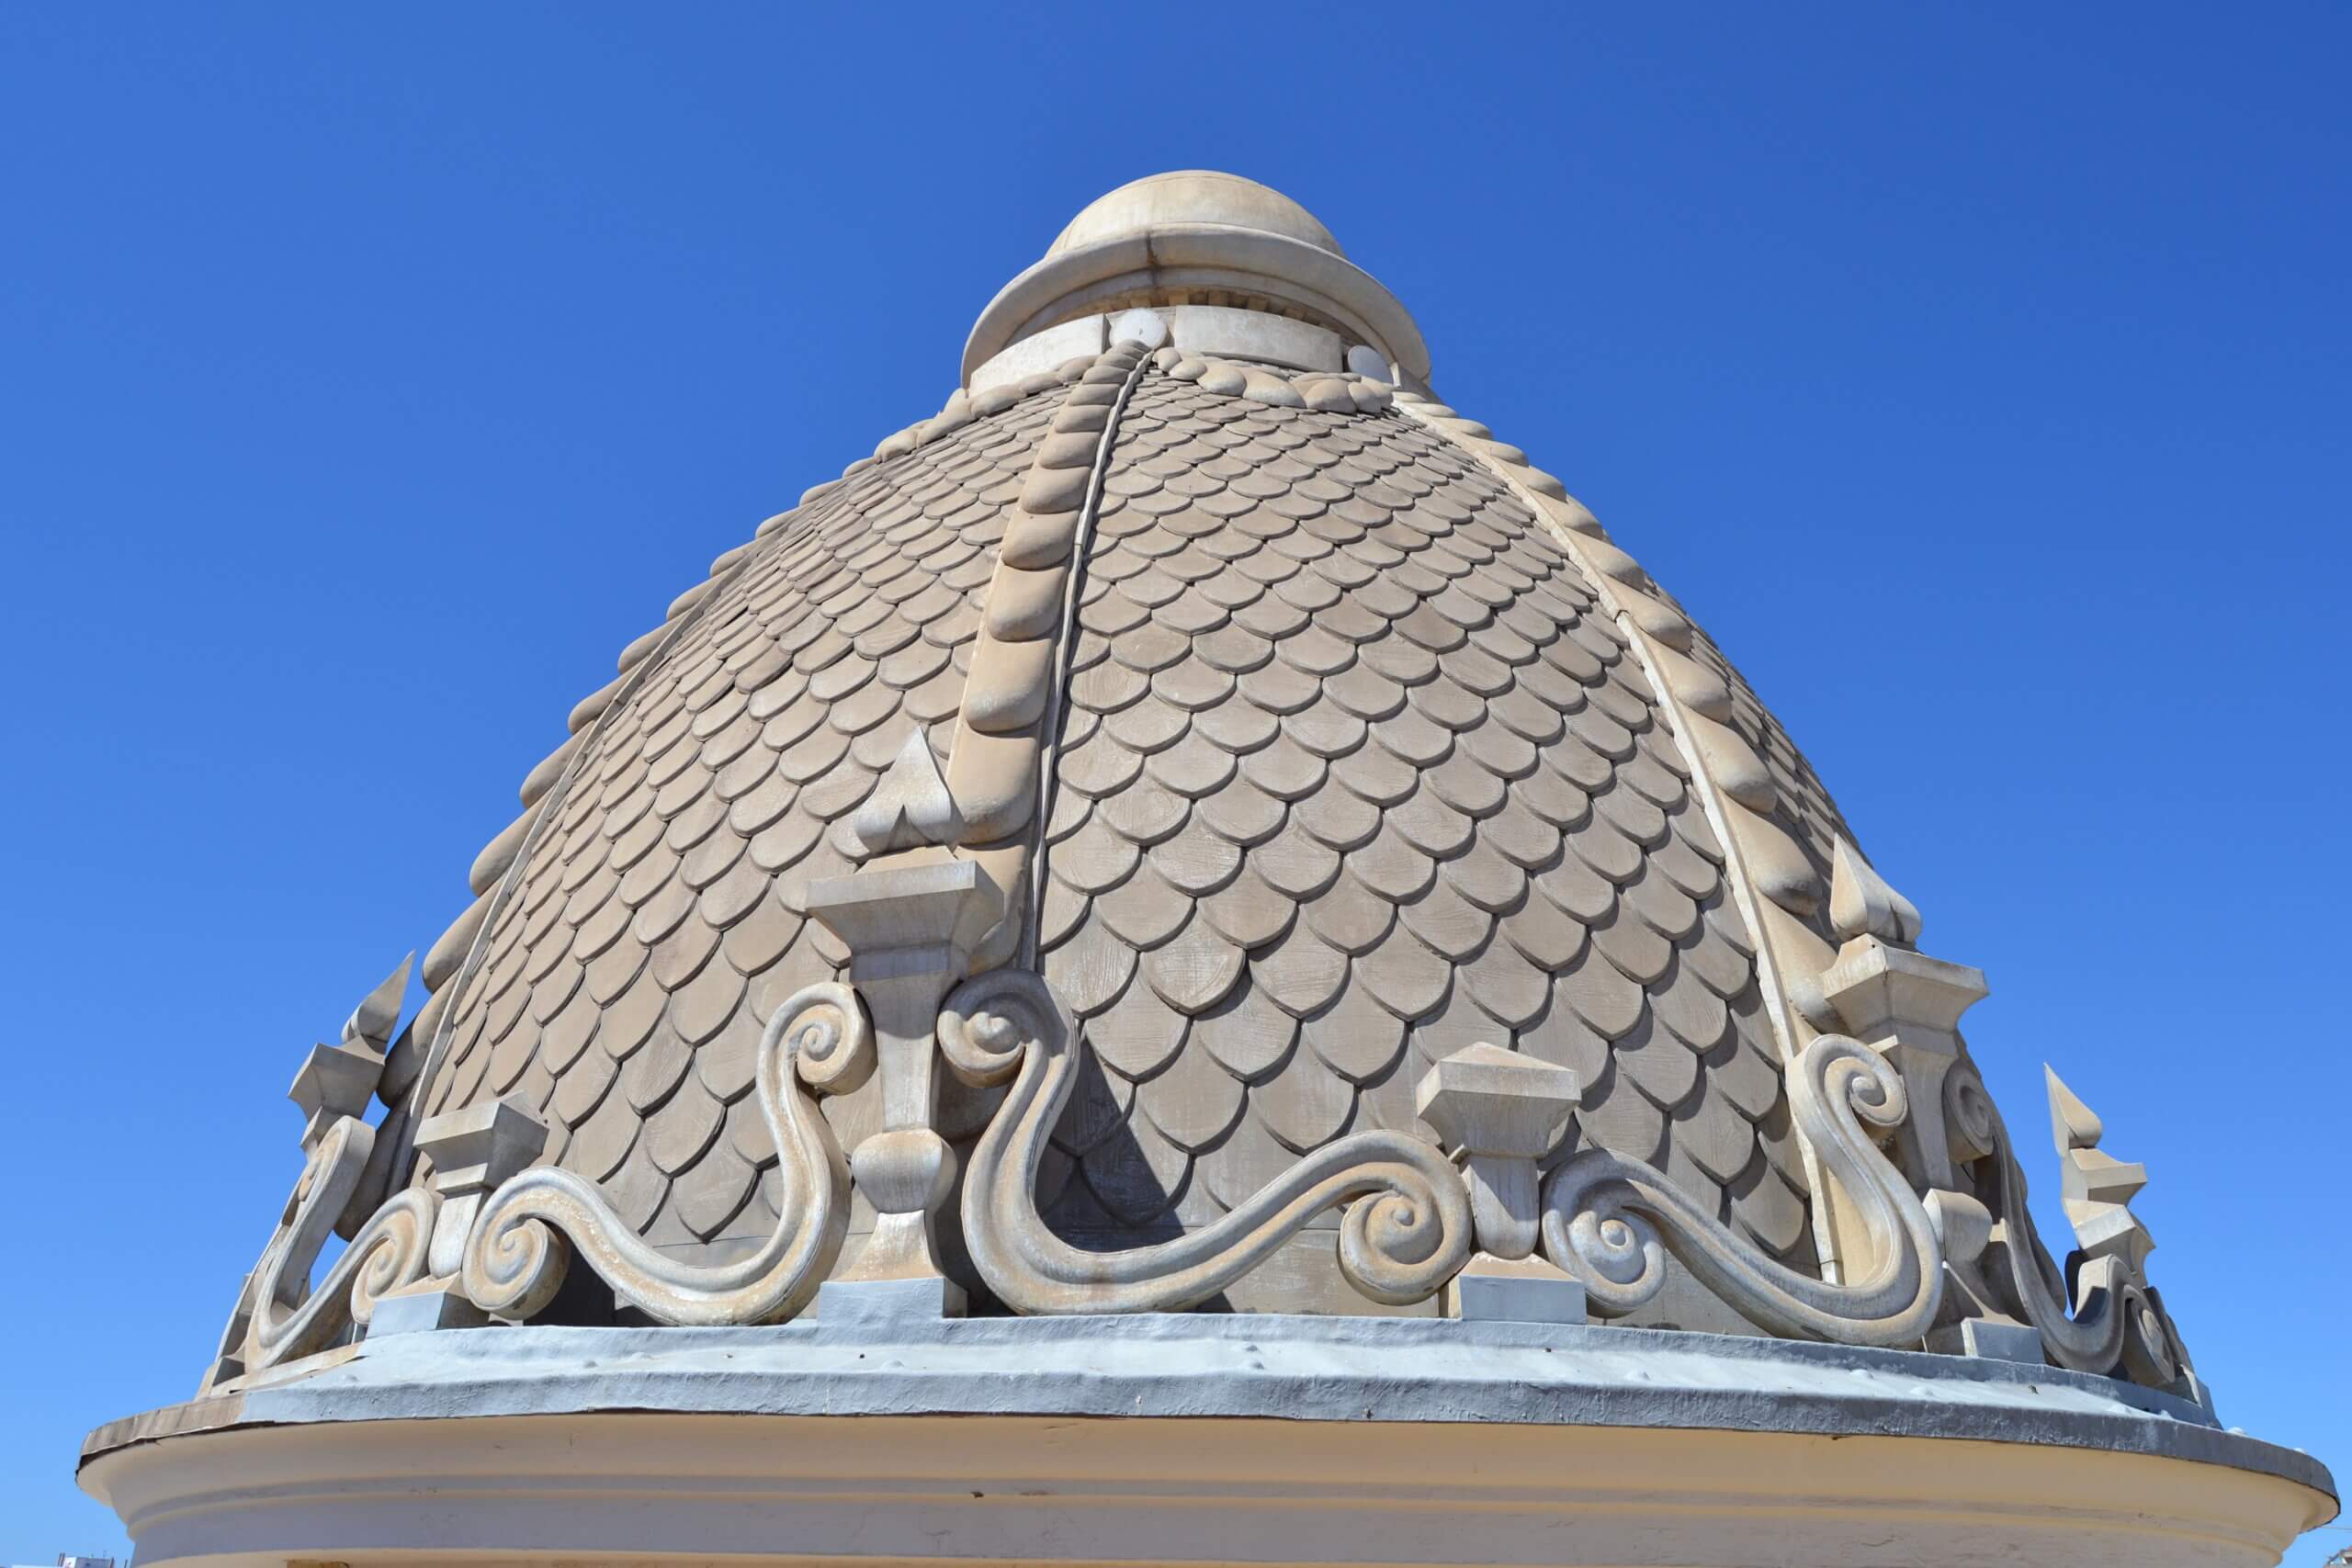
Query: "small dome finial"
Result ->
[[1046, 171, 1348, 262], [965, 170, 1428, 391]]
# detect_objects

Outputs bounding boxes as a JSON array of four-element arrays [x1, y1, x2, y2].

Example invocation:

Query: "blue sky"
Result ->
[[4, 4, 2346, 1561]]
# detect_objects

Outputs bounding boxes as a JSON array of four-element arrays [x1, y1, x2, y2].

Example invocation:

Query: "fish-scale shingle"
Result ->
[[410, 357, 1818, 1314], [414, 379, 1066, 1262], [1038, 369, 1814, 1311]]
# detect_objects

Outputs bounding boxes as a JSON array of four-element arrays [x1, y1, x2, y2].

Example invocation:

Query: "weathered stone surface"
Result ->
[[322, 172, 2088, 1336], [1039, 370, 1813, 1301], [408, 376, 1072, 1263]]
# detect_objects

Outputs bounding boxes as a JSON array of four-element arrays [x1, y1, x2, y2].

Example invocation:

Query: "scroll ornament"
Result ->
[[459, 982, 869, 1325], [938, 968, 1475, 1313], [1943, 1062, 2193, 1390], [204, 957, 436, 1390], [1540, 1033, 1988, 1347], [237, 1120, 438, 1374]]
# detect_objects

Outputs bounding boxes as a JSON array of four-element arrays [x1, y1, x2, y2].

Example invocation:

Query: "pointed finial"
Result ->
[[1829, 838, 1924, 946], [852, 733, 964, 856], [2044, 1065, 2103, 1153], [2046, 1066, 2154, 1276], [342, 952, 414, 1054]]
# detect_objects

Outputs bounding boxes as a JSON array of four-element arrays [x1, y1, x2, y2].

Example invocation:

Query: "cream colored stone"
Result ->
[[960, 635, 1056, 733], [1019, 462, 1091, 515], [419, 893, 489, 991], [1035, 429, 1100, 469], [999, 507, 1080, 570], [1239, 367, 1306, 407], [1416, 1043, 1579, 1262], [1653, 642, 1732, 720], [968, 314, 1108, 394], [1829, 836, 1924, 946], [981, 562, 1070, 640], [465, 807, 537, 896], [1108, 306, 1170, 350], [2051, 1067, 2155, 1277], [1197, 361, 1246, 396], [1686, 708, 1779, 812], [82, 1401, 2334, 1568], [851, 733, 962, 856], [942, 728, 1039, 843], [1167, 304, 1342, 372], [1820, 933, 1987, 1192], [414, 1097, 548, 1279], [143, 179, 2321, 1553], [1049, 171, 1347, 259], [967, 173, 1429, 384]]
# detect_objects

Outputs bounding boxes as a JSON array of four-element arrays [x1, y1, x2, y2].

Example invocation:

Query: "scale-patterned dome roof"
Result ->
[[373, 177, 1894, 1325], [96, 178, 2305, 1568]]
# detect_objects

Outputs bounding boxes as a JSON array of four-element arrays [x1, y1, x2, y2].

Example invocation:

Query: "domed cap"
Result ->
[[1045, 171, 1346, 260], [965, 171, 1429, 389]]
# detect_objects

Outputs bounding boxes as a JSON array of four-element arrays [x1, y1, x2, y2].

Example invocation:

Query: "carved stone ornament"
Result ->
[[1414, 1043, 1580, 1262], [1540, 1034, 1989, 1347], [1943, 1061, 2196, 1393], [939, 968, 1475, 1312], [202, 960, 439, 1392], [236, 1115, 438, 1375], [458, 982, 867, 1325]]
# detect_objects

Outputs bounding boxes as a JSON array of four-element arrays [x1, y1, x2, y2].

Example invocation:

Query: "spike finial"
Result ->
[[342, 952, 414, 1054], [2045, 1066, 2154, 1279]]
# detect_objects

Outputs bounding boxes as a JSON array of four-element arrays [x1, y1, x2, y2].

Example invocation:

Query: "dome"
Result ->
[[964, 168, 1430, 391], [392, 356, 1808, 1320], [78, 175, 2335, 1568], [1046, 171, 1348, 259]]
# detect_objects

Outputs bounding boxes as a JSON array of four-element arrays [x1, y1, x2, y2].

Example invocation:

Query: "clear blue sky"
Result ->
[[5, 5, 2346, 1561]]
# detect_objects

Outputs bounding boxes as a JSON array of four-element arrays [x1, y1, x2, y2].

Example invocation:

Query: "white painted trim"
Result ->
[[966, 226, 1430, 385], [967, 315, 1109, 393], [86, 1406, 2330, 1567], [85, 1317, 2332, 1564], [1163, 304, 1342, 372]]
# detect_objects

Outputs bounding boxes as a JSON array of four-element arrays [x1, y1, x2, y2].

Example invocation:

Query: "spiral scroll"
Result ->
[[938, 969, 1473, 1313], [243, 1119, 438, 1372], [1541, 1034, 1963, 1346], [1943, 1067, 2184, 1385], [459, 982, 865, 1325]]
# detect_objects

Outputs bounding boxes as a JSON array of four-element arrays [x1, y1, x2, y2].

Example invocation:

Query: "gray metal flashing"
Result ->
[[84, 1314, 2332, 1503]]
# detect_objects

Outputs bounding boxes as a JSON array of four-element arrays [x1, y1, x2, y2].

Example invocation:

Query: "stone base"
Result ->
[[1444, 1253, 1587, 1324], [2177, 1365, 2221, 1419], [814, 1273, 966, 1327], [368, 1280, 490, 1337], [1928, 1317, 2047, 1366]]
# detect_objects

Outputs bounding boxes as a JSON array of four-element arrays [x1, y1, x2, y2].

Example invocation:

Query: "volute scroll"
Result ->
[[1541, 1033, 1982, 1347], [203, 958, 439, 1389], [458, 982, 867, 1326], [237, 1118, 439, 1376], [940, 969, 1475, 1313], [1942, 1063, 2193, 1393]]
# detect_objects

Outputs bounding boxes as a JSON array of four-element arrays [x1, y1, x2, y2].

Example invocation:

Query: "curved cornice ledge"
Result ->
[[965, 226, 1432, 388], [84, 1314, 2289, 1459], [82, 1317, 2334, 1568]]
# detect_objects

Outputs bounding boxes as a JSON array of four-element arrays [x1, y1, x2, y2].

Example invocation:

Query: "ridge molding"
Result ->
[[1389, 391, 1857, 1282], [1394, 396, 2209, 1400]]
